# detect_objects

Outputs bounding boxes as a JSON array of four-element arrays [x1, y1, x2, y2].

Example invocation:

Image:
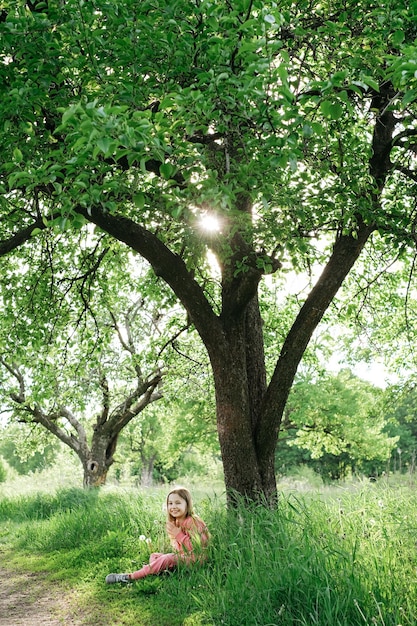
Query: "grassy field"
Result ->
[[1, 469, 417, 625]]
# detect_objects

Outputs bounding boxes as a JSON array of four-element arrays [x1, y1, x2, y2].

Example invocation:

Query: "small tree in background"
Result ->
[[0, 242, 166, 487]]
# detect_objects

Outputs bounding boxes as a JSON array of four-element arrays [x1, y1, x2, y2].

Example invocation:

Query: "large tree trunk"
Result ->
[[209, 295, 276, 504], [82, 459, 108, 488], [81, 432, 118, 488], [211, 331, 263, 502]]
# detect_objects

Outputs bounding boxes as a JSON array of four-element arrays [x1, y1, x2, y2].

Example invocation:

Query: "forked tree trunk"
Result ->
[[209, 225, 376, 506], [209, 296, 274, 504]]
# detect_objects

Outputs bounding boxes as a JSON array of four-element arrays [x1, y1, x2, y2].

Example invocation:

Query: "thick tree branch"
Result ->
[[392, 164, 417, 182], [255, 84, 398, 482], [0, 358, 90, 462], [256, 221, 375, 457], [74, 204, 223, 350], [0, 217, 46, 256], [2, 358, 87, 456], [105, 369, 163, 436]]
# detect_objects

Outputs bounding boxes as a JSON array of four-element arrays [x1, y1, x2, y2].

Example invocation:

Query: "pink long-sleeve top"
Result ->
[[170, 515, 210, 557]]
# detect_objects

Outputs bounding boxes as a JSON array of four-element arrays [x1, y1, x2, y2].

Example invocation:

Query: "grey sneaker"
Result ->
[[105, 573, 130, 584]]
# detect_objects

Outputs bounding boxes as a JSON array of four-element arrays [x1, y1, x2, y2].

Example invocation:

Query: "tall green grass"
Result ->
[[1, 482, 416, 625], [196, 489, 417, 625]]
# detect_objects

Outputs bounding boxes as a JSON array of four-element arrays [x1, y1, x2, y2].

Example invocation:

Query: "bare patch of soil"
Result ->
[[0, 566, 85, 626]]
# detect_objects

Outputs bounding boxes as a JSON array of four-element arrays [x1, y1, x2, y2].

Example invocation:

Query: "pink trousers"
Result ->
[[130, 552, 183, 580]]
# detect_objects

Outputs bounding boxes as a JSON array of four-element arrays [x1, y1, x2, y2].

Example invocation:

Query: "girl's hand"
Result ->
[[166, 521, 181, 538]]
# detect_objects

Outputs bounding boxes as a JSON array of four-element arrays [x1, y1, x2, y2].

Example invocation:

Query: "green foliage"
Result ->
[[0, 458, 6, 483], [115, 398, 218, 485], [0, 423, 58, 475], [327, 236, 417, 377], [0, 239, 203, 484], [381, 383, 417, 473], [1, 484, 417, 625], [0, 229, 219, 485], [278, 370, 397, 479], [2, 0, 417, 262]]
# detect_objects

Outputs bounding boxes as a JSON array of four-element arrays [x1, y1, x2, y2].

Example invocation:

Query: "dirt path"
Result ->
[[0, 566, 85, 626]]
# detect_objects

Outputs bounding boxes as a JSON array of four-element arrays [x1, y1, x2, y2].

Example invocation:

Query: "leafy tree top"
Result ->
[[1, 0, 417, 276]]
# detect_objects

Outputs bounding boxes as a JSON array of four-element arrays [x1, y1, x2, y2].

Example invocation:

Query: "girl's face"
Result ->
[[167, 493, 188, 522]]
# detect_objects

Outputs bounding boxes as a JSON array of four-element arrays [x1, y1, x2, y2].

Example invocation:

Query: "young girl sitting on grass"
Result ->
[[106, 486, 210, 584]]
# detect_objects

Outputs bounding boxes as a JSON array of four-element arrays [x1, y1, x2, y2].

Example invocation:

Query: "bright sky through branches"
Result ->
[[198, 213, 221, 232]]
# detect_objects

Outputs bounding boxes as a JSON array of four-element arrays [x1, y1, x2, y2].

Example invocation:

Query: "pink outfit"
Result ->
[[130, 515, 209, 580]]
